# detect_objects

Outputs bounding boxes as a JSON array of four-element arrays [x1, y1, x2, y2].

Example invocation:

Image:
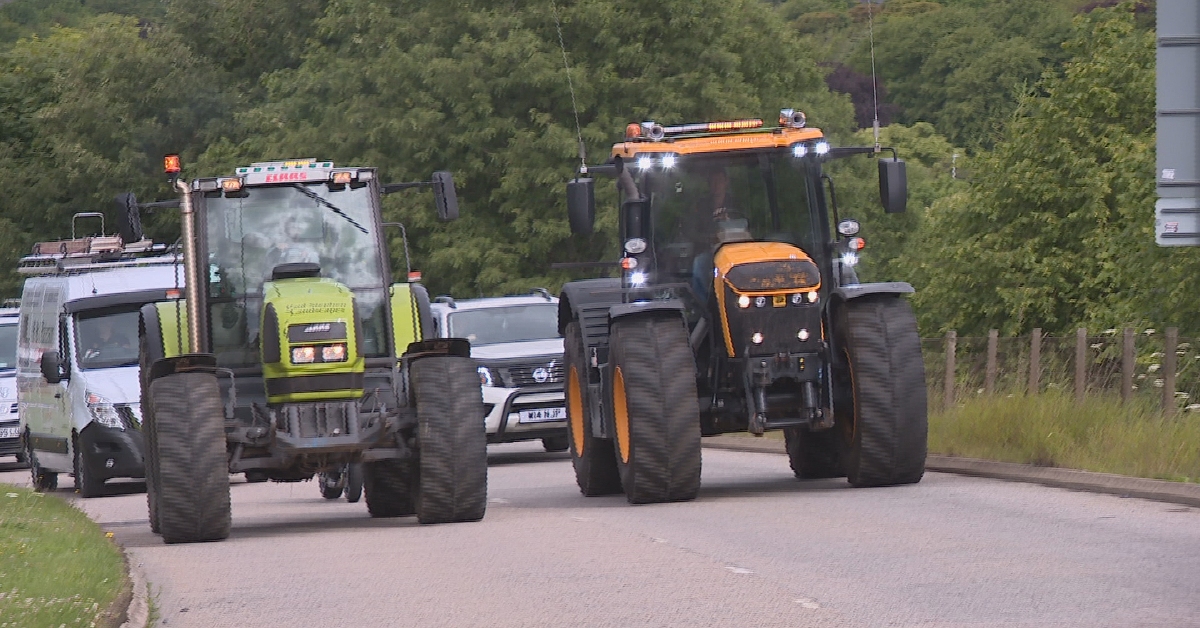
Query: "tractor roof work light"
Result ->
[[780, 108, 807, 128], [164, 154, 181, 175], [220, 177, 243, 192]]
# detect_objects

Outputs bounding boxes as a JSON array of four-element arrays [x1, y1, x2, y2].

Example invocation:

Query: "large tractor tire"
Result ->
[[783, 426, 844, 479], [564, 321, 622, 496], [139, 327, 162, 534], [363, 459, 416, 517], [149, 371, 231, 543], [411, 355, 488, 524], [344, 463, 363, 503], [608, 315, 702, 504], [73, 434, 106, 498], [836, 296, 928, 487], [25, 432, 58, 492]]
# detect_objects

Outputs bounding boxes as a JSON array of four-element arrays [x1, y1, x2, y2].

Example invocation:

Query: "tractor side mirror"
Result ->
[[566, 178, 595, 235], [879, 159, 908, 214], [40, 351, 64, 384], [431, 171, 459, 222], [114, 192, 144, 243]]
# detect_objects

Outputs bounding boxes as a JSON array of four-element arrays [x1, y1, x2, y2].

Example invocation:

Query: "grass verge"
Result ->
[[0, 484, 128, 628], [930, 391, 1200, 483]]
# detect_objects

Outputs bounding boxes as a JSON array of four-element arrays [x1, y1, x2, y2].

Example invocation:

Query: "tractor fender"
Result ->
[[609, 300, 686, 322], [832, 281, 915, 302], [558, 278, 623, 336]]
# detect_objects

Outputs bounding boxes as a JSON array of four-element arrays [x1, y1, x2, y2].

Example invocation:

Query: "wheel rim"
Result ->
[[613, 366, 631, 464], [568, 365, 586, 456]]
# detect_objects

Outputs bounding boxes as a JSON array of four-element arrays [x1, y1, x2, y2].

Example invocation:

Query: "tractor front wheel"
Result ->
[[150, 371, 231, 543], [411, 355, 488, 524], [836, 297, 928, 487], [608, 315, 702, 504]]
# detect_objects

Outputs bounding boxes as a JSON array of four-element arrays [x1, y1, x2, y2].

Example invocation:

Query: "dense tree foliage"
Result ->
[[907, 4, 1181, 335]]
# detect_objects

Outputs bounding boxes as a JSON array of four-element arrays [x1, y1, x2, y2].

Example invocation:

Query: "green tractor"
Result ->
[[559, 111, 927, 504], [140, 157, 487, 543]]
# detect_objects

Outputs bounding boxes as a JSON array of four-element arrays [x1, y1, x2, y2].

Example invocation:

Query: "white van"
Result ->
[[17, 234, 181, 496], [0, 306, 20, 464]]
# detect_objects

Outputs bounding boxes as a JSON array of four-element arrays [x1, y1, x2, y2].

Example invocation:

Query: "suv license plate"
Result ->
[[518, 407, 566, 423], [0, 427, 18, 439]]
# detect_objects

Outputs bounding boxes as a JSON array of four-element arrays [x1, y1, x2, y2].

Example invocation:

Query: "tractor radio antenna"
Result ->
[[867, 0, 882, 153], [551, 1, 587, 172]]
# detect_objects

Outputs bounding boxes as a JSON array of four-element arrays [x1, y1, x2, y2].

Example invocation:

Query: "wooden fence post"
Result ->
[[1028, 328, 1041, 396], [1164, 327, 1178, 416], [1122, 327, 1135, 403], [1074, 328, 1087, 403], [944, 330, 956, 410], [985, 329, 998, 395]]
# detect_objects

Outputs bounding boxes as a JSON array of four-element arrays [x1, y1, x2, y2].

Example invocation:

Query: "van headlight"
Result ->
[[86, 391, 123, 430]]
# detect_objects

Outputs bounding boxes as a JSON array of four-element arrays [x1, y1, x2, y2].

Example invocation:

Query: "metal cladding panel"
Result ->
[[1157, 1, 1200, 244]]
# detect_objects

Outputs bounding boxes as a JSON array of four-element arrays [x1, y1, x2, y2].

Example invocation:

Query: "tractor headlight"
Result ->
[[815, 141, 831, 155], [737, 295, 751, 308], [321, 344, 347, 362], [797, 329, 810, 341], [86, 392, 123, 430], [751, 332, 764, 345], [629, 271, 647, 286], [291, 346, 317, 364]]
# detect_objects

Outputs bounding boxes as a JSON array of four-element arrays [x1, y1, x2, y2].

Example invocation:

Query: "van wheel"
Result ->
[[608, 315, 702, 504], [73, 434, 106, 498], [836, 297, 928, 487], [363, 458, 416, 517], [25, 432, 58, 492], [564, 322, 622, 496], [344, 463, 363, 503], [150, 371, 231, 543], [318, 471, 344, 499], [412, 355, 488, 524]]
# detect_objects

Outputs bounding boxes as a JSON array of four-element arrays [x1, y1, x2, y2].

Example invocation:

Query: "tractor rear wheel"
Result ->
[[784, 427, 844, 479], [150, 371, 231, 543], [836, 297, 928, 487], [344, 463, 363, 503], [564, 322, 622, 496], [608, 315, 702, 504], [411, 355, 488, 524], [363, 459, 416, 517]]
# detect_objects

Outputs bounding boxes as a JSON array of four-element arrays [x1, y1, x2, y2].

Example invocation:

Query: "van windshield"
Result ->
[[0, 324, 16, 372], [75, 310, 140, 370], [448, 304, 558, 345]]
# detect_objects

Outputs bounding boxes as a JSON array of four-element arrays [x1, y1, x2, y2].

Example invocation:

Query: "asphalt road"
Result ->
[[2, 445, 1199, 628]]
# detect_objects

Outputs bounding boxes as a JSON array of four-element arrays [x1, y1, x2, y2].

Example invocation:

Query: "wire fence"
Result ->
[[923, 328, 1200, 415]]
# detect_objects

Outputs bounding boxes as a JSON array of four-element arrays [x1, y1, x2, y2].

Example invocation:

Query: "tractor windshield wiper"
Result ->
[[288, 184, 369, 234]]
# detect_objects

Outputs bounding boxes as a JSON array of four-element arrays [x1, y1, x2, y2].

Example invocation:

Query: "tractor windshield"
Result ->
[[632, 150, 820, 277], [202, 184, 390, 365]]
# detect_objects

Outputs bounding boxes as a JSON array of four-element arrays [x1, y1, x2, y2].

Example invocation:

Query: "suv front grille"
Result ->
[[499, 360, 564, 387]]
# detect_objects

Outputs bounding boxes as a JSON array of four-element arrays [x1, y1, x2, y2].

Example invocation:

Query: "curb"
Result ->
[[117, 550, 150, 628], [701, 435, 1200, 509]]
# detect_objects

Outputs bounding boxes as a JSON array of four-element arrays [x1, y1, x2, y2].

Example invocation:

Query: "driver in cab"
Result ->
[[83, 318, 132, 361]]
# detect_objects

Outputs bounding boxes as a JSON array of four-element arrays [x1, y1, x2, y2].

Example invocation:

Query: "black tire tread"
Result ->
[[139, 325, 162, 533], [839, 297, 928, 487], [344, 463, 363, 503], [151, 372, 231, 543], [73, 434, 105, 498], [564, 321, 622, 496], [411, 355, 488, 524], [609, 315, 702, 504], [26, 433, 58, 492], [784, 427, 844, 479], [364, 459, 416, 517]]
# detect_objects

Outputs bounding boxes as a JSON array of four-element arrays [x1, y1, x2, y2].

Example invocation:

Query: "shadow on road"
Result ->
[[487, 450, 571, 466]]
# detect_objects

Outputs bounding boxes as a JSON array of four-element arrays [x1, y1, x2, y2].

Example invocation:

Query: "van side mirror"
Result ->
[[40, 351, 64, 384], [879, 159, 908, 214], [431, 171, 459, 221], [566, 178, 595, 235]]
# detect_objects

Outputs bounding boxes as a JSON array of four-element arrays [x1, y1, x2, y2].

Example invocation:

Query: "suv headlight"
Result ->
[[478, 366, 497, 387], [86, 391, 123, 430]]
